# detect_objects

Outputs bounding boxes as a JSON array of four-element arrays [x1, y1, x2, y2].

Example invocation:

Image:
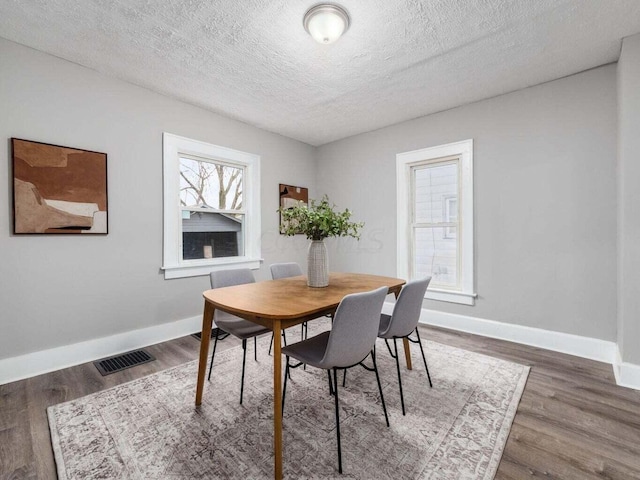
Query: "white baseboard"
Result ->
[[4, 305, 640, 391], [613, 346, 640, 390], [383, 302, 640, 391], [0, 315, 203, 385]]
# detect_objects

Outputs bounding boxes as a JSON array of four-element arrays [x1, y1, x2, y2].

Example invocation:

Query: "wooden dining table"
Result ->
[[194, 271, 407, 479]]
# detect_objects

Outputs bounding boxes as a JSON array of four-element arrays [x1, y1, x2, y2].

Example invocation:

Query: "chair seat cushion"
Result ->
[[281, 331, 330, 369], [378, 313, 393, 339], [214, 311, 270, 340]]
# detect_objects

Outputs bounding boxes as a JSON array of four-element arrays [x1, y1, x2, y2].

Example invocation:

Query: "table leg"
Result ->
[[195, 301, 215, 406], [273, 319, 283, 480], [402, 338, 413, 371], [394, 290, 413, 371]]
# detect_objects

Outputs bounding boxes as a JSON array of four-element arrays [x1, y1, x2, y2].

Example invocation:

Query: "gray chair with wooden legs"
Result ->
[[378, 276, 432, 416], [269, 263, 306, 352], [281, 286, 390, 474], [207, 268, 271, 405]]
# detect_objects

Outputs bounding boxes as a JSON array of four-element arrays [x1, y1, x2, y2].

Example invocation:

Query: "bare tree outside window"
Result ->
[[178, 157, 245, 261], [179, 158, 243, 210]]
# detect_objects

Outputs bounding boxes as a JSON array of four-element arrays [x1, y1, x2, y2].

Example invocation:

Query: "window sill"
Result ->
[[425, 288, 477, 306], [162, 257, 262, 279]]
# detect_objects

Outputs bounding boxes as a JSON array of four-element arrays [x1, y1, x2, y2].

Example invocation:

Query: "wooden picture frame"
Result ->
[[279, 183, 308, 234], [12, 138, 108, 234]]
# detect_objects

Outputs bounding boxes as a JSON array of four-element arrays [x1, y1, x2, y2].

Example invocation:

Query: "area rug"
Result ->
[[48, 322, 529, 479]]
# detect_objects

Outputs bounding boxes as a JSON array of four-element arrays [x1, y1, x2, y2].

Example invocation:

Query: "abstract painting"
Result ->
[[12, 138, 108, 234]]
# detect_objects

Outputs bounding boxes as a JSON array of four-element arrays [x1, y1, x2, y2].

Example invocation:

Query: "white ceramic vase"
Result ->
[[307, 239, 329, 287]]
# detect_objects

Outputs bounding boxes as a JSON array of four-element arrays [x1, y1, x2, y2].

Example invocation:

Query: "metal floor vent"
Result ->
[[192, 327, 230, 341], [94, 349, 155, 376]]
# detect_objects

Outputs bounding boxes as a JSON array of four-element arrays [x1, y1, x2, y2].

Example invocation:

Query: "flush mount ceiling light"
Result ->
[[303, 4, 350, 44]]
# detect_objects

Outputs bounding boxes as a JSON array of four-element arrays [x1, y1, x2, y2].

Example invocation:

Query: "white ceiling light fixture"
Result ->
[[303, 4, 350, 44]]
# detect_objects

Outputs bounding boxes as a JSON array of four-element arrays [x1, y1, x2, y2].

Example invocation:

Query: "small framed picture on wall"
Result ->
[[279, 184, 308, 234]]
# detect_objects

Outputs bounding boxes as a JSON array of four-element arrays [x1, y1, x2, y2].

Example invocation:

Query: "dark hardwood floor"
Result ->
[[1, 326, 640, 479]]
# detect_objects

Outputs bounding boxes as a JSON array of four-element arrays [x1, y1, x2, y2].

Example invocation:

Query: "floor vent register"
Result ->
[[93, 349, 156, 376]]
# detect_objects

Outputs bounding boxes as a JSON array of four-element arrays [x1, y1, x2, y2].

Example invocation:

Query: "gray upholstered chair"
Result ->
[[281, 286, 390, 474], [378, 276, 432, 415], [269, 262, 305, 352], [207, 268, 271, 404], [270, 262, 303, 280]]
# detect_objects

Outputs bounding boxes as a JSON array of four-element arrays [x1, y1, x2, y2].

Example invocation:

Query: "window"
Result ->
[[443, 195, 457, 239], [162, 133, 261, 279], [396, 139, 475, 305]]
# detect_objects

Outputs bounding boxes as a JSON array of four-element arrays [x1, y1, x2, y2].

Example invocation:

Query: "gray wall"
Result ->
[[0, 39, 316, 360], [317, 65, 618, 341], [618, 34, 640, 364], [0, 36, 622, 362]]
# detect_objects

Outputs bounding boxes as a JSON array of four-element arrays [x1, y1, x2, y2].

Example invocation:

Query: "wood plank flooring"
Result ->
[[1, 326, 639, 479]]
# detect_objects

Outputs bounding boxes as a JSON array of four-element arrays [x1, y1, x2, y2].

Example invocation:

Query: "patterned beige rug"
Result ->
[[48, 322, 529, 479]]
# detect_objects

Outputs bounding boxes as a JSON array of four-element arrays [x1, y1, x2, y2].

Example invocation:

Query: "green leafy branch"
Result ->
[[278, 195, 364, 241]]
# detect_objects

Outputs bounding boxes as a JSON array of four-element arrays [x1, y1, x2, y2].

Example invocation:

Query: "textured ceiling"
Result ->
[[1, 1, 640, 146]]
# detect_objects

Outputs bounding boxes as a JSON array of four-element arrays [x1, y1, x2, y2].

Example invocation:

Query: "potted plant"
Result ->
[[279, 195, 363, 287]]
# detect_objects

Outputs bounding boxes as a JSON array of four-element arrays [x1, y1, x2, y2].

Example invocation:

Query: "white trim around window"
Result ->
[[162, 133, 261, 279], [396, 139, 476, 305]]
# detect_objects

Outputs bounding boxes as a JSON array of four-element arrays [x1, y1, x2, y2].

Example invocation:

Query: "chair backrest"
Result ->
[[210, 268, 256, 289], [270, 262, 303, 280], [383, 277, 431, 338], [320, 286, 388, 368]]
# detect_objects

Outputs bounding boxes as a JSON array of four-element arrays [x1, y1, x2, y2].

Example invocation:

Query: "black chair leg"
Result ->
[[393, 338, 406, 416], [207, 329, 220, 381], [281, 331, 292, 379], [240, 339, 247, 404], [302, 323, 309, 370], [342, 369, 347, 387], [254, 336, 257, 362], [384, 338, 394, 357], [414, 328, 433, 387], [269, 330, 288, 356], [333, 367, 343, 474], [298, 321, 307, 340], [282, 356, 290, 415], [371, 349, 390, 427], [327, 370, 334, 396]]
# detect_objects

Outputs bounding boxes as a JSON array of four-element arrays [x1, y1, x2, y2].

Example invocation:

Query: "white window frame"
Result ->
[[396, 139, 476, 305], [162, 133, 261, 279], [442, 195, 457, 239]]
